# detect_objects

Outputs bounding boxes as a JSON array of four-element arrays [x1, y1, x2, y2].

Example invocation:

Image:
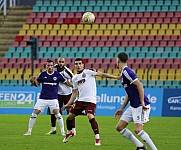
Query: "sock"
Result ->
[[51, 127, 56, 131], [55, 113, 64, 133], [95, 134, 100, 139], [28, 113, 37, 132], [120, 128, 143, 147], [51, 114, 56, 128], [89, 118, 99, 135], [138, 130, 158, 150], [66, 119, 73, 131], [72, 118, 75, 128]]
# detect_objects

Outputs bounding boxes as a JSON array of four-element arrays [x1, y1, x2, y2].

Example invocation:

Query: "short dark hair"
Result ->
[[74, 58, 83, 63], [117, 52, 128, 63], [47, 59, 54, 64]]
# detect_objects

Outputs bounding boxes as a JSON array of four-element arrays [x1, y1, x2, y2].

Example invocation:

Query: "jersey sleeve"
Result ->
[[85, 69, 97, 76], [36, 73, 42, 83], [63, 66, 74, 79], [59, 73, 67, 83], [123, 68, 138, 84]]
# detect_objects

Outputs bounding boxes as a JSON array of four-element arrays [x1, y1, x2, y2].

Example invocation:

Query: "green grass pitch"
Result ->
[[0, 115, 180, 150]]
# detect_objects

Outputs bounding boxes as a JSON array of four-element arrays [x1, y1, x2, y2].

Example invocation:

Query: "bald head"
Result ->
[[57, 57, 65, 68]]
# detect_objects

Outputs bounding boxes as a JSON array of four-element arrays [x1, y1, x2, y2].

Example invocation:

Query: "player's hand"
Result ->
[[61, 104, 69, 110], [142, 105, 149, 111], [30, 76, 39, 87], [114, 109, 123, 119]]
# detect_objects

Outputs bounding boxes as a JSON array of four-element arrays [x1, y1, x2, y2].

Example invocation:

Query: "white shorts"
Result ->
[[121, 105, 150, 124], [34, 99, 59, 114]]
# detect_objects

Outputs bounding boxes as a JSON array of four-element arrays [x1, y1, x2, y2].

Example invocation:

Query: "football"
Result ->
[[82, 12, 95, 24]]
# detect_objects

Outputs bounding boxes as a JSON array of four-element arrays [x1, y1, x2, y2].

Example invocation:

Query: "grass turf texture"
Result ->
[[0, 115, 180, 150]]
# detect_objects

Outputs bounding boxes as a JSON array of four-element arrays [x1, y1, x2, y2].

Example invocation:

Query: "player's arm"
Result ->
[[64, 80, 73, 87], [62, 88, 78, 110], [114, 94, 129, 118], [96, 71, 120, 79], [30, 76, 40, 87], [133, 80, 148, 110]]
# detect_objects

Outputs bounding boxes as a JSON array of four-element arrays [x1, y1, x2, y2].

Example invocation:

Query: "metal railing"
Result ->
[[0, 0, 16, 16]]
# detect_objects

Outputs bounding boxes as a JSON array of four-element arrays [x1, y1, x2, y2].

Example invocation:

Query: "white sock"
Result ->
[[120, 128, 143, 147], [28, 113, 37, 133], [72, 128, 76, 133], [55, 113, 65, 133], [51, 127, 56, 131], [138, 130, 158, 150], [95, 134, 100, 139]]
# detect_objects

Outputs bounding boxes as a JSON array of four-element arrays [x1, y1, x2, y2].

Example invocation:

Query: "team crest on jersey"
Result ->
[[53, 77, 57, 81], [82, 73, 86, 78]]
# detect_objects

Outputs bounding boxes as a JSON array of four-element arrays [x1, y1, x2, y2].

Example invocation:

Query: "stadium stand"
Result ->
[[0, 0, 181, 88]]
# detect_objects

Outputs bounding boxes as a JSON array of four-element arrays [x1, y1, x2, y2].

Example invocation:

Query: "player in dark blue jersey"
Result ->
[[114, 52, 158, 150], [23, 59, 72, 136]]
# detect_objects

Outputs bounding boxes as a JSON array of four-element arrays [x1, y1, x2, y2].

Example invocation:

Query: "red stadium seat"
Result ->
[[48, 18, 56, 24], [52, 12, 59, 18], [136, 12, 143, 18], [77, 36, 85, 41], [113, 41, 121, 47], [98, 12, 105, 18], [37, 12, 44, 18], [90, 41, 97, 47], [15, 36, 23, 41], [67, 12, 75, 18], [113, 12, 120, 18], [100, 36, 108, 41], [54, 35, 62, 41], [85, 36, 93, 41], [75, 12, 82, 18], [69, 36, 77, 41], [110, 18, 117, 23], [44, 13, 52, 18], [29, 12, 36, 18], [42, 18, 48, 24], [74, 41, 81, 47], [93, 36, 101, 41], [62, 36, 69, 41], [67, 41, 74, 47], [106, 12, 113, 18], [121, 12, 128, 18]]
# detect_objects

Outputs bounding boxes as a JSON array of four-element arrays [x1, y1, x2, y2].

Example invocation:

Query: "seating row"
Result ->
[[11, 40, 181, 48], [28, 12, 181, 19], [35, 0, 181, 7], [8, 46, 181, 53], [22, 23, 181, 30], [32, 5, 181, 13], [25, 17, 181, 24]]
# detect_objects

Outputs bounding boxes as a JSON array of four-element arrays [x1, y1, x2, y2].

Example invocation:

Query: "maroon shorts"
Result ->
[[70, 101, 96, 116]]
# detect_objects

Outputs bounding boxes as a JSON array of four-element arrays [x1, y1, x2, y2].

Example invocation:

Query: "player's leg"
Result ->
[[23, 99, 46, 135], [117, 106, 145, 149], [134, 105, 158, 150]]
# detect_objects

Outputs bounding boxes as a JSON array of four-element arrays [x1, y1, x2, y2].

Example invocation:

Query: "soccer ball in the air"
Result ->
[[82, 12, 95, 24]]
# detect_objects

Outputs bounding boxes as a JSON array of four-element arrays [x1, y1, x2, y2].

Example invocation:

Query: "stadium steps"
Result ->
[[0, 6, 32, 60]]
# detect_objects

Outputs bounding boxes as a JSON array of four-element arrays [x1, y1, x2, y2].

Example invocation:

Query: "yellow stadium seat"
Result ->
[[159, 74, 167, 80], [127, 29, 134, 35], [96, 30, 103, 36], [104, 30, 111, 35], [89, 30, 96, 35], [161, 24, 168, 29], [112, 30, 118, 35], [115, 24, 121, 29], [165, 29, 173, 35], [35, 30, 42, 35], [61, 24, 68, 30], [169, 24, 176, 29], [168, 69, 175, 75], [25, 69, 32, 75], [14, 74, 22, 80], [46, 24, 53, 30], [42, 30, 49, 35], [135, 29, 142, 35], [173, 29, 180, 35], [150, 29, 157, 35], [81, 30, 88, 36], [73, 30, 81, 36], [76, 24, 83, 30], [38, 24, 45, 30], [27, 30, 34, 35], [6, 74, 14, 80], [160, 69, 167, 75], [17, 69, 23, 74], [142, 74, 149, 80], [176, 70, 181, 75], [151, 69, 159, 75], [50, 30, 57, 36], [137, 74, 142, 80], [22, 24, 30, 30], [9, 69, 17, 74], [136, 69, 144, 75], [107, 24, 114, 30], [30, 24, 37, 30], [69, 24, 76, 30], [167, 74, 175, 80], [153, 24, 160, 29], [58, 30, 65, 36], [151, 75, 159, 80], [175, 75, 181, 80], [130, 24, 137, 29], [138, 24, 145, 29], [113, 69, 120, 76], [53, 24, 60, 30], [0, 74, 5, 80], [122, 24, 129, 29], [142, 29, 149, 35], [98, 69, 104, 73], [66, 30, 73, 35], [145, 24, 152, 29], [158, 29, 165, 35], [19, 29, 26, 35], [72, 69, 77, 74], [92, 24, 99, 30], [84, 24, 91, 30], [99, 24, 107, 30], [96, 76, 102, 80], [24, 74, 31, 80], [176, 24, 181, 29], [1, 68, 8, 74], [107, 69, 113, 74], [120, 29, 126, 35]]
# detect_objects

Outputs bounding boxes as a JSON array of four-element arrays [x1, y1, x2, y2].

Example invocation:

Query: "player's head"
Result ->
[[57, 57, 65, 68], [74, 58, 84, 72], [116, 52, 128, 69], [46, 59, 54, 73]]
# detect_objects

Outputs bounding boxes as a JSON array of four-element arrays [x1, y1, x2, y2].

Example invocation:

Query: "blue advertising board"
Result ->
[[0, 86, 165, 117], [162, 89, 181, 117]]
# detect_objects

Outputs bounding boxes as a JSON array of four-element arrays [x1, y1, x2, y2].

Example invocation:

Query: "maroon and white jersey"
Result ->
[[54, 65, 74, 95], [72, 69, 97, 104]]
